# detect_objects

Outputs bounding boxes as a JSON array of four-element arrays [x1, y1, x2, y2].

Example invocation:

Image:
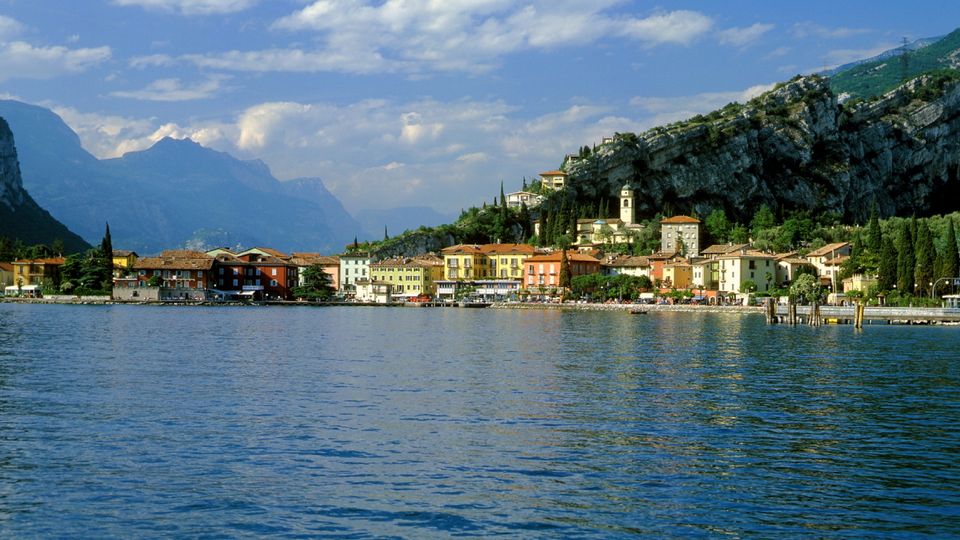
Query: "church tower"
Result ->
[[620, 183, 635, 225]]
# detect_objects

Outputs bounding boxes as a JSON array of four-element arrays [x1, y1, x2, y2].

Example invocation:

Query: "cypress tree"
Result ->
[[538, 211, 548, 245], [867, 202, 882, 253], [878, 234, 898, 291], [500, 181, 507, 211], [914, 220, 935, 296], [100, 222, 113, 292], [943, 218, 960, 280], [518, 202, 531, 241], [897, 221, 915, 295], [384, 226, 389, 241], [559, 247, 571, 290]]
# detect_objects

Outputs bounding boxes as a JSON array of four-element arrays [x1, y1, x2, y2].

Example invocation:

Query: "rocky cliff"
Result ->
[[0, 117, 89, 251], [565, 74, 960, 222]]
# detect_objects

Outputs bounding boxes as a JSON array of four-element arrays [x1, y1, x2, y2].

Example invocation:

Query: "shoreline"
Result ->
[[490, 301, 763, 314]]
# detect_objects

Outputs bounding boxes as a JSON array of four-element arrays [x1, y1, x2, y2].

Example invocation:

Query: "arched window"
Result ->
[[623, 199, 629, 207]]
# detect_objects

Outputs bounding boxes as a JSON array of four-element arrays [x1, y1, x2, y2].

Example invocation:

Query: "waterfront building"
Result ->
[[204, 248, 298, 299], [134, 251, 214, 290], [660, 215, 702, 257], [370, 255, 444, 299], [10, 257, 65, 295], [717, 249, 777, 293], [775, 253, 814, 286], [806, 242, 852, 285], [482, 244, 537, 280], [354, 278, 392, 303], [290, 253, 340, 291], [523, 250, 600, 292], [601, 254, 651, 278], [662, 260, 693, 289], [339, 252, 373, 295], [0, 262, 13, 288]]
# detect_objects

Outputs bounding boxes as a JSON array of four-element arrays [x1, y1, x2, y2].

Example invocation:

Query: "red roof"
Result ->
[[660, 215, 701, 224], [525, 250, 599, 264]]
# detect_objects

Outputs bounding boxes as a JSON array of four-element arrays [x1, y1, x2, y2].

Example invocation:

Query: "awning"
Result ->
[[5, 285, 39, 292]]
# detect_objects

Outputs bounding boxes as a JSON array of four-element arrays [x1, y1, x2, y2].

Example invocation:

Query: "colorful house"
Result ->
[[370, 255, 444, 298], [134, 251, 214, 290], [291, 253, 340, 291], [523, 250, 600, 291], [10, 257, 65, 295], [717, 249, 777, 293], [660, 215, 702, 257]]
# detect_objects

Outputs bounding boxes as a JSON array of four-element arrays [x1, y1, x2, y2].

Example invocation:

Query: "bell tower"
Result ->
[[620, 183, 635, 225]]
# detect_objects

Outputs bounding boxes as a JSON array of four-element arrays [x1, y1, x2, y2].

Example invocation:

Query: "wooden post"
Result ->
[[765, 297, 775, 324], [853, 301, 864, 329], [788, 298, 797, 325]]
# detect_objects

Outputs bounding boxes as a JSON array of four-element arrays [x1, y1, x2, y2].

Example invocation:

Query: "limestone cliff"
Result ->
[[564, 74, 960, 222], [0, 117, 89, 251]]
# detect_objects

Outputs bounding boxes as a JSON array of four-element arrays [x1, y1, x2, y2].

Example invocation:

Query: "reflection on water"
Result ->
[[0, 303, 958, 537]]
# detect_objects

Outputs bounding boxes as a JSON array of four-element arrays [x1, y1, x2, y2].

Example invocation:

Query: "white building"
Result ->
[[339, 252, 372, 294]]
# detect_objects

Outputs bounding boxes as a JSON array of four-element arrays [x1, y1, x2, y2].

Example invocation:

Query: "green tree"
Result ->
[[790, 273, 824, 303], [896, 221, 915, 294], [751, 204, 776, 236], [558, 248, 572, 291], [517, 202, 532, 241], [100, 222, 113, 293], [867, 201, 882, 253], [914, 220, 935, 296], [704, 208, 731, 244], [730, 223, 750, 244], [940, 218, 959, 280], [292, 264, 335, 300], [878, 234, 898, 291]]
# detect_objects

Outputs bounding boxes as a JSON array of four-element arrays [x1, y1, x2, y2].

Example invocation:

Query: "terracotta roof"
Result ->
[[135, 252, 214, 271], [371, 257, 436, 269], [660, 215, 701, 224], [480, 243, 537, 255], [13, 257, 66, 265], [701, 243, 749, 255], [112, 249, 137, 257], [806, 242, 850, 258], [241, 247, 290, 259], [441, 244, 484, 255], [525, 250, 600, 264], [603, 255, 650, 268], [822, 255, 849, 267], [0, 262, 13, 272], [290, 253, 340, 266], [540, 170, 566, 176], [718, 250, 777, 260]]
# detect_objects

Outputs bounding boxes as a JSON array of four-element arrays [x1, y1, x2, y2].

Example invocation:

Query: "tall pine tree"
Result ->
[[867, 202, 882, 253], [878, 234, 898, 291], [100, 222, 113, 292], [896, 221, 915, 295], [943, 218, 960, 280], [914, 220, 935, 296]]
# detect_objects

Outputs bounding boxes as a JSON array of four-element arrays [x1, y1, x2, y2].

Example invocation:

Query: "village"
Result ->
[[3, 168, 915, 308]]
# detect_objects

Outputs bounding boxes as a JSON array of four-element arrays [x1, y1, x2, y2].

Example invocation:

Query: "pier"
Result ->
[[764, 298, 960, 326]]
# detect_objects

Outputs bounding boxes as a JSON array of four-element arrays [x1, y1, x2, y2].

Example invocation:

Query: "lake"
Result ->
[[0, 303, 958, 537]]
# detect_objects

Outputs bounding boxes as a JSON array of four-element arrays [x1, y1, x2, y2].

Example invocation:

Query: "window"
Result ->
[[256, 269, 262, 276], [139, 270, 145, 276], [198, 271, 202, 277], [233, 279, 238, 286], [270, 280, 278, 286], [271, 268, 277, 276]]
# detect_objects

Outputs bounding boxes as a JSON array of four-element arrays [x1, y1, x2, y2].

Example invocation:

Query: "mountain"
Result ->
[[0, 100, 362, 254], [830, 28, 960, 99], [355, 206, 458, 240], [822, 35, 943, 77], [0, 117, 89, 252], [562, 73, 960, 223]]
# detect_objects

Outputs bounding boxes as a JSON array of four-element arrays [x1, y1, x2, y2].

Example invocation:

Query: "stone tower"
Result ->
[[619, 183, 635, 225]]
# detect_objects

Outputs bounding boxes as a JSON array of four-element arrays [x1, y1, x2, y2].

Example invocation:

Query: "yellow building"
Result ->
[[662, 261, 693, 289], [369, 255, 444, 298], [481, 244, 537, 280], [112, 250, 139, 276], [10, 257, 65, 293], [441, 245, 487, 281]]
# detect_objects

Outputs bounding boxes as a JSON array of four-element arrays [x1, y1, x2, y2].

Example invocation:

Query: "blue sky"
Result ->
[[0, 1, 958, 214]]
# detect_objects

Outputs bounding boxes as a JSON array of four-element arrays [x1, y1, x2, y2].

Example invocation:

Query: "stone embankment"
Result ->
[[491, 302, 762, 314]]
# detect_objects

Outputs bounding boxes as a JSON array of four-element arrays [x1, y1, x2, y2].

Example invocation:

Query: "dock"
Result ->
[[764, 299, 960, 326]]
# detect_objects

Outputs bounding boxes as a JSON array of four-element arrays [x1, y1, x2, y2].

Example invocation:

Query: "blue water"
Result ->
[[0, 304, 958, 537]]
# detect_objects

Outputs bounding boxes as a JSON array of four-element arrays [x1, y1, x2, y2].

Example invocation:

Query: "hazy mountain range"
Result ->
[[0, 100, 396, 254]]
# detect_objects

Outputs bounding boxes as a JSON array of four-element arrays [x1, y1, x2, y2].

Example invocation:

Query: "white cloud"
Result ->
[[110, 75, 230, 101], [763, 46, 791, 60], [822, 43, 898, 69], [792, 22, 870, 40], [0, 42, 110, 82], [718, 23, 774, 47], [0, 15, 24, 41], [630, 84, 774, 124], [112, 0, 258, 15], [129, 54, 176, 68], [173, 3, 714, 75]]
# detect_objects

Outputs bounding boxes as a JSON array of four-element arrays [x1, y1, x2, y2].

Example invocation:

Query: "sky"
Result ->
[[0, 1, 958, 215]]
